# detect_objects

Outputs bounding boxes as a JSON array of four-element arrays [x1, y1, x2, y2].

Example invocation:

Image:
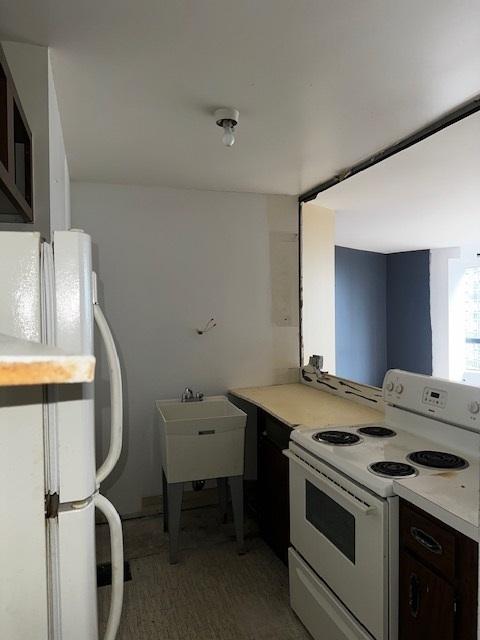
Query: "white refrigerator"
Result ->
[[0, 230, 124, 640]]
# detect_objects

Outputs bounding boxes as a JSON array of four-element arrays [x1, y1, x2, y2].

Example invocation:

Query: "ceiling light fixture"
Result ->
[[214, 107, 239, 147]]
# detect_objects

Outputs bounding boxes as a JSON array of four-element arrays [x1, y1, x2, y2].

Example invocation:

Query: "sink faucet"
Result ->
[[181, 387, 194, 402], [181, 387, 204, 402]]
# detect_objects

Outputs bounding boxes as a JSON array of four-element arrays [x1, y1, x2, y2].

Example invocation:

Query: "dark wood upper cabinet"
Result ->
[[0, 62, 8, 171], [0, 44, 33, 222]]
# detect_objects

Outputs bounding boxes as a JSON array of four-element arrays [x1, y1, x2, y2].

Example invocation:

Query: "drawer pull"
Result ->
[[198, 429, 215, 435], [410, 526, 443, 555]]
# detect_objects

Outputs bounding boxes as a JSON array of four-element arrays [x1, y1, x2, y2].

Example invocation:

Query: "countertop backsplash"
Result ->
[[300, 367, 385, 412]]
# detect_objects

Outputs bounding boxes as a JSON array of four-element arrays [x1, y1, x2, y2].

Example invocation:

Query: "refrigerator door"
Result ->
[[53, 230, 96, 502], [94, 493, 124, 640], [56, 495, 124, 640], [53, 231, 125, 639], [0, 232, 49, 639], [42, 241, 63, 637], [0, 231, 42, 341], [57, 499, 98, 640]]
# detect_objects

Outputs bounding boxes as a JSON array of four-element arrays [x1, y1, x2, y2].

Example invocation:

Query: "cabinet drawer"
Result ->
[[400, 501, 455, 581], [261, 412, 292, 450], [289, 548, 374, 640]]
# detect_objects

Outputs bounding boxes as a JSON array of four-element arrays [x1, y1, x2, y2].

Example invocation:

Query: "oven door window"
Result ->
[[305, 480, 355, 564]]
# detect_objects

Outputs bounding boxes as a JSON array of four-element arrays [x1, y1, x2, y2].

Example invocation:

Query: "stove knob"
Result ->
[[386, 381, 394, 392], [468, 401, 480, 414], [395, 384, 404, 394]]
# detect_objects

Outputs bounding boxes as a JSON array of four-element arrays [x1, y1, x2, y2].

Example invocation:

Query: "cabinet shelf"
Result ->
[[0, 333, 95, 386]]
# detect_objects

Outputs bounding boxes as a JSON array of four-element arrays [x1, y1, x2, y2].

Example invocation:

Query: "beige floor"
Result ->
[[96, 503, 311, 640]]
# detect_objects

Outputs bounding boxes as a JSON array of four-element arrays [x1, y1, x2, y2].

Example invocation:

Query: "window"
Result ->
[[431, 248, 480, 384], [464, 266, 480, 373], [456, 260, 480, 386]]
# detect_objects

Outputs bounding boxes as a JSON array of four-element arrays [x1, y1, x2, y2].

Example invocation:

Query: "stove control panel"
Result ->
[[422, 387, 447, 409], [383, 369, 480, 431]]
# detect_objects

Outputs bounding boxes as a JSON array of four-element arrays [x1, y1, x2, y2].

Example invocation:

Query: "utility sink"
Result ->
[[155, 396, 247, 483], [156, 396, 246, 432]]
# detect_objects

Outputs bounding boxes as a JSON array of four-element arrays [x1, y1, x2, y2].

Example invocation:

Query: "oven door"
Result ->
[[287, 444, 388, 640]]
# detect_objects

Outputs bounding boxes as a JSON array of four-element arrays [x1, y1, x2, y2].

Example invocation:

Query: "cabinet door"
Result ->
[[399, 549, 455, 640], [0, 46, 33, 221], [258, 430, 290, 563]]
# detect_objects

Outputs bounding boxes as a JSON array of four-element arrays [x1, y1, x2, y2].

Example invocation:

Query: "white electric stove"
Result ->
[[287, 369, 480, 640]]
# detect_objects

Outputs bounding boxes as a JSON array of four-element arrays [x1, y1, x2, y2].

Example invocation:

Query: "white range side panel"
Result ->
[[0, 232, 49, 639], [54, 230, 96, 502], [58, 500, 98, 639]]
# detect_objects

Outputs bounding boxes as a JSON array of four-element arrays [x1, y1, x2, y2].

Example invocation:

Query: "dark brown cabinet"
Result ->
[[399, 549, 455, 640], [0, 45, 33, 222], [257, 411, 291, 563], [399, 500, 478, 640]]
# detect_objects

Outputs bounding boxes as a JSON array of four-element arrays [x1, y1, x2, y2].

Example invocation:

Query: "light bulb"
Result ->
[[222, 124, 235, 147]]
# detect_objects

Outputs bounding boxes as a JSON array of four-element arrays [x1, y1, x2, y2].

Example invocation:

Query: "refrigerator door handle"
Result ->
[[95, 493, 124, 640], [94, 299, 123, 485]]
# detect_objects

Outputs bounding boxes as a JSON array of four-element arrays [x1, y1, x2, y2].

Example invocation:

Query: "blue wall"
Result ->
[[386, 250, 432, 375], [335, 247, 432, 387], [335, 247, 387, 387]]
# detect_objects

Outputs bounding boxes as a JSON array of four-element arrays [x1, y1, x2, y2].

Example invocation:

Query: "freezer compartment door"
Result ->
[[54, 230, 96, 501], [58, 499, 98, 640], [0, 231, 41, 341], [0, 233, 47, 639]]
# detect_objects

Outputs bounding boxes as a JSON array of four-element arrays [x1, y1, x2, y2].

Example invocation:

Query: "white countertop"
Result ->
[[394, 472, 479, 541], [229, 383, 384, 428]]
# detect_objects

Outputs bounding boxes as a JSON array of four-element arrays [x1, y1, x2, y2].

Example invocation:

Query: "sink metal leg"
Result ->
[[229, 475, 245, 554], [217, 477, 228, 524], [162, 468, 169, 533], [167, 481, 184, 564]]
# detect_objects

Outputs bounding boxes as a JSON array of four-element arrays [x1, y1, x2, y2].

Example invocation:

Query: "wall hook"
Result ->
[[197, 317, 216, 335]]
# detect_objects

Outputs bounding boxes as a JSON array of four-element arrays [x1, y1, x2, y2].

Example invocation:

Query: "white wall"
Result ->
[[72, 182, 299, 514], [48, 50, 71, 233], [301, 202, 336, 371]]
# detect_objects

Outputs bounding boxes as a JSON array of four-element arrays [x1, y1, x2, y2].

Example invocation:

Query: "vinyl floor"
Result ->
[[96, 503, 311, 640]]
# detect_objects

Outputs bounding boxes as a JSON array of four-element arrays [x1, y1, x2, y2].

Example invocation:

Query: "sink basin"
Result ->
[[157, 396, 245, 428], [155, 396, 247, 482]]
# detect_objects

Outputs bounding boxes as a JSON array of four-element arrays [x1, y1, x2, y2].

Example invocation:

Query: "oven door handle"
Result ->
[[284, 450, 377, 516]]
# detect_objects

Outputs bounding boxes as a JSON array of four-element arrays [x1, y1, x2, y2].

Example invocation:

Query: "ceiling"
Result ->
[[1, 1, 480, 195], [315, 111, 480, 253]]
